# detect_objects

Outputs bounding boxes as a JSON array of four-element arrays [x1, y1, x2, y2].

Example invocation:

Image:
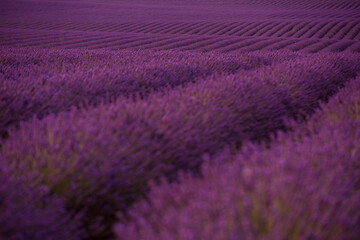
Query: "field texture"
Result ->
[[1, 0, 360, 53], [1, 0, 360, 240]]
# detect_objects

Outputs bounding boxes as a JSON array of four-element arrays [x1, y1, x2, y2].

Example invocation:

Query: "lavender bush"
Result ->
[[1, 0, 360, 239], [0, 163, 85, 240], [1, 47, 277, 138], [115, 73, 360, 240], [1, 50, 359, 239]]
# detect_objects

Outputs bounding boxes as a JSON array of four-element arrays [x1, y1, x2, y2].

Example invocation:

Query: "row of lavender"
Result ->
[[115, 73, 360, 240], [0, 47, 290, 138], [3, 21, 360, 40], [1, 50, 360, 239]]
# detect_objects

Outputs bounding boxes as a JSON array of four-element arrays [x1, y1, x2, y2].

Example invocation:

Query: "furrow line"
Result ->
[[333, 21, 358, 40], [350, 1, 360, 9], [302, 22, 328, 38], [141, 23, 173, 34], [285, 39, 320, 51], [195, 22, 225, 35], [326, 2, 340, 9], [24, 34, 111, 48], [314, 22, 339, 39], [293, 22, 318, 38], [178, 38, 220, 51], [262, 22, 290, 37], [235, 22, 264, 37], [246, 22, 275, 36], [129, 35, 185, 49], [346, 41, 360, 52], [321, 41, 355, 52], [129, 35, 185, 50], [283, 22, 308, 38], [50, 23, 81, 31], [342, 1, 354, 10], [324, 22, 348, 39], [103, 23, 132, 33], [121, 23, 156, 34], [238, 38, 281, 52], [51, 35, 132, 49], [175, 23, 207, 35], [273, 22, 299, 37], [196, 38, 243, 52], [160, 23, 190, 34], [107, 24, 131, 32], [0, 31, 65, 45], [146, 23, 177, 34], [87, 23, 114, 32], [110, 35, 176, 50], [165, 23, 197, 35], [224, 22, 252, 36], [155, 37, 211, 51], [0, 33, 83, 47], [301, 40, 336, 53], [261, 38, 300, 51], [219, 38, 265, 53], [87, 36, 150, 49], [74, 23, 105, 32], [131, 23, 162, 33], [340, 1, 353, 9], [351, 24, 360, 40], [184, 22, 213, 35], [110, 23, 143, 33], [206, 23, 237, 35], [94, 23, 119, 32], [213, 22, 239, 35]]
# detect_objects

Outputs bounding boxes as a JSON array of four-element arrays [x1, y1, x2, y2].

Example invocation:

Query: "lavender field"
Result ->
[[0, 0, 360, 240]]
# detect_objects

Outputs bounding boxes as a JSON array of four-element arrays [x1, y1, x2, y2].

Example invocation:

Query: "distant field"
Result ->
[[1, 1, 360, 240], [1, 0, 360, 52]]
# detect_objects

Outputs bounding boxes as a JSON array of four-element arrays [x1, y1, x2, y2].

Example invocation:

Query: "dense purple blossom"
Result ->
[[0, 163, 85, 240], [0, 47, 282, 138], [1, 49, 359, 239], [1, 0, 360, 239], [114, 74, 360, 240]]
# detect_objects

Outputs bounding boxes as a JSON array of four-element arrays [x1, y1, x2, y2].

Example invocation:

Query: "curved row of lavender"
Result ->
[[115, 72, 360, 240], [1, 49, 359, 239], [138, 0, 360, 9], [2, 0, 359, 54], [2, 23, 359, 53], [1, 47, 290, 138]]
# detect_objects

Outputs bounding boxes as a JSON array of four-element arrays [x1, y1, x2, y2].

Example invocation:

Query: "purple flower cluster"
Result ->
[[1, 47, 276, 138], [0, 48, 359, 239], [115, 71, 360, 240], [0, 163, 85, 240]]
